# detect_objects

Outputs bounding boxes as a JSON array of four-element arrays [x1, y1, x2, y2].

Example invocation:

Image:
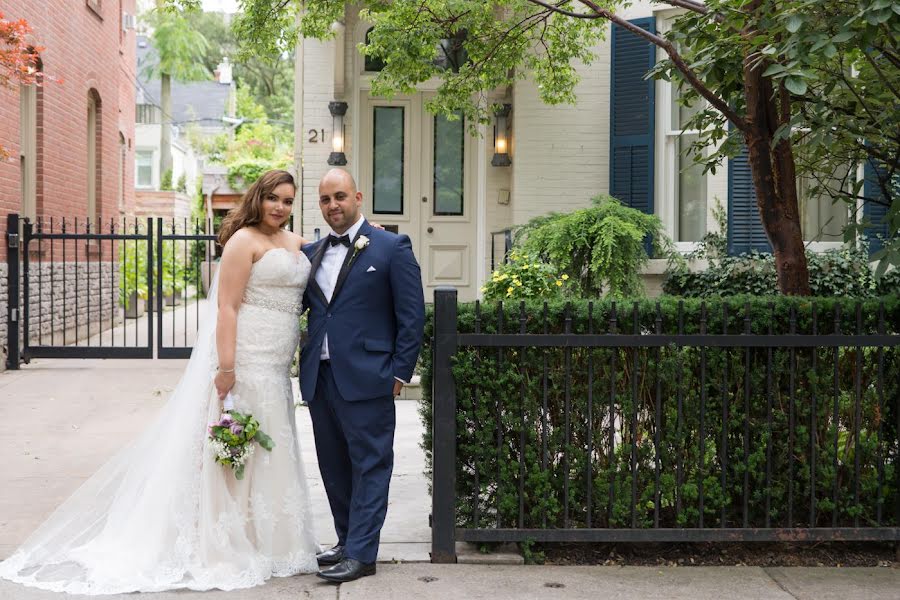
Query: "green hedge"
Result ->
[[420, 296, 900, 531]]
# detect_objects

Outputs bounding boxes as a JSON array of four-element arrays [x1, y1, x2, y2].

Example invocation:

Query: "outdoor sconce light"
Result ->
[[328, 101, 348, 166], [491, 103, 512, 167]]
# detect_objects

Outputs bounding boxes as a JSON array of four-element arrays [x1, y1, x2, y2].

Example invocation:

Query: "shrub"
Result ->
[[513, 195, 667, 298], [420, 296, 899, 531], [481, 251, 572, 302], [663, 207, 900, 297]]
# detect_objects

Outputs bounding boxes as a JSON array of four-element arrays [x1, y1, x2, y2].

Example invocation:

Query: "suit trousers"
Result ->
[[308, 360, 396, 565]]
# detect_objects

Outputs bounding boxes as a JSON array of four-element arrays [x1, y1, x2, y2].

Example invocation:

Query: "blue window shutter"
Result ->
[[863, 159, 890, 254], [609, 18, 655, 216], [727, 143, 771, 255]]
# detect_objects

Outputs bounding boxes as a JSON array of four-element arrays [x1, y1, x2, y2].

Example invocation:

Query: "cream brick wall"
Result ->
[[298, 2, 732, 295]]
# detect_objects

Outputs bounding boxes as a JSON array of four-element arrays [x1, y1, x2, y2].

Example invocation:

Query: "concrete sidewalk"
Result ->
[[2, 359, 898, 600], [1, 564, 898, 599], [0, 358, 430, 562]]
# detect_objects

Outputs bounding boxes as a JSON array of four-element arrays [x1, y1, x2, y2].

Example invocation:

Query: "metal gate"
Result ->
[[5, 213, 221, 368]]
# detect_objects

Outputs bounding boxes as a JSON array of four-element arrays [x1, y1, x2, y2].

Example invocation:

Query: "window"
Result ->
[[118, 133, 126, 211], [136, 150, 153, 188], [372, 107, 404, 214], [87, 92, 100, 221], [433, 112, 464, 216], [363, 27, 468, 73], [798, 165, 850, 243], [20, 82, 37, 220], [364, 28, 386, 72], [668, 82, 707, 243]]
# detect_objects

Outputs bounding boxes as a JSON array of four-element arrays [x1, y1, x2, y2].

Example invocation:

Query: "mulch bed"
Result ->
[[533, 542, 898, 567]]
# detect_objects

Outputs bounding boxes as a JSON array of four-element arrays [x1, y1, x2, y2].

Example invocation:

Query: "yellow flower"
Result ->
[[507, 286, 514, 294], [556, 280, 563, 287], [480, 286, 487, 293], [523, 264, 530, 269], [561, 274, 569, 281], [516, 280, 523, 286]]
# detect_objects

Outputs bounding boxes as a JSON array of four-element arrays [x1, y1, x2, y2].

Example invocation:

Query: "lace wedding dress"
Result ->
[[0, 248, 318, 594]]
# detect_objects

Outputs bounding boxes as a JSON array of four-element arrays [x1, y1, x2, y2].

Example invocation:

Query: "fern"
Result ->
[[513, 195, 666, 298]]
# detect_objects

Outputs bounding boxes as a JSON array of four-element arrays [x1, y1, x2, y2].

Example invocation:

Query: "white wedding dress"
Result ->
[[0, 248, 319, 594]]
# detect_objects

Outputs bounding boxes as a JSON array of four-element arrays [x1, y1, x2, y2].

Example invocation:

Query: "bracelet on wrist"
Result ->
[[218, 366, 235, 373]]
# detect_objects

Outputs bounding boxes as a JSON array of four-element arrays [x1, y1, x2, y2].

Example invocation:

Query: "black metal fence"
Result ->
[[430, 288, 900, 562], [4, 213, 232, 366]]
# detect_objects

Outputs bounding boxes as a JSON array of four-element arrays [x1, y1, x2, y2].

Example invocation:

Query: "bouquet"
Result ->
[[207, 394, 275, 479]]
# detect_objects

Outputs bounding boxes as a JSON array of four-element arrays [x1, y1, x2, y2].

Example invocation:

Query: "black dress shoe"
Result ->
[[316, 545, 345, 566], [316, 558, 376, 583]]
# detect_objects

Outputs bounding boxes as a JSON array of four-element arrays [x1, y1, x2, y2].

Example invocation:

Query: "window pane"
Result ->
[[799, 168, 849, 242], [671, 82, 703, 131], [434, 112, 464, 216], [364, 28, 386, 72], [373, 107, 404, 214], [677, 134, 707, 242], [136, 151, 153, 187]]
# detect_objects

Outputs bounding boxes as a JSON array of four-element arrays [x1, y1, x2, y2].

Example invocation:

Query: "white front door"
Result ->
[[358, 92, 477, 302]]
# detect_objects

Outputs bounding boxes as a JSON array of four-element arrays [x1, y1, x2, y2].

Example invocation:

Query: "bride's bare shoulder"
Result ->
[[222, 228, 260, 257], [284, 230, 308, 251]]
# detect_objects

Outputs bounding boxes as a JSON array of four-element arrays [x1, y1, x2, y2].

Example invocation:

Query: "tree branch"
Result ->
[[574, 0, 748, 131], [862, 49, 900, 103], [655, 0, 712, 16]]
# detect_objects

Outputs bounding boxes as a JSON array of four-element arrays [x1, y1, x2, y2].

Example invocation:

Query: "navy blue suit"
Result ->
[[300, 220, 425, 565]]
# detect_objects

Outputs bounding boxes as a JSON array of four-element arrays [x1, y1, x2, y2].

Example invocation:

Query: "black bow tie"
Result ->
[[329, 234, 351, 247]]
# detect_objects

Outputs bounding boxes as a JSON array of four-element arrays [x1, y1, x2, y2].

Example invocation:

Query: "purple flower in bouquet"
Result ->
[[207, 410, 275, 480]]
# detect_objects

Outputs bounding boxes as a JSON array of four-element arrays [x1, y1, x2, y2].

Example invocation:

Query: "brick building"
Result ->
[[1, 0, 138, 366]]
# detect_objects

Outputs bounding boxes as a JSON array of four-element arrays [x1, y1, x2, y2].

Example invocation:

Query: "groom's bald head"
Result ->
[[318, 168, 362, 235]]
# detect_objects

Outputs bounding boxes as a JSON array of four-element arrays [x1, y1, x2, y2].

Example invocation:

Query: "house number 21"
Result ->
[[308, 129, 326, 143]]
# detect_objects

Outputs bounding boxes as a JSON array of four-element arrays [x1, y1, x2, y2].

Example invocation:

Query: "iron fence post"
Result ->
[[6, 214, 20, 370], [431, 287, 458, 563]]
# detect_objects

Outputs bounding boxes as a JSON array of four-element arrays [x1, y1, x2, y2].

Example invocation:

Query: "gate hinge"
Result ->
[[7, 232, 18, 249]]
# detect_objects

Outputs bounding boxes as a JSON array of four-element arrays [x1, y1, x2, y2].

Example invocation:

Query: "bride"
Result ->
[[0, 170, 320, 594]]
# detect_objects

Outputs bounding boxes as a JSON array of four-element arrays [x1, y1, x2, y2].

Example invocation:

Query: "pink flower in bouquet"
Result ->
[[230, 423, 244, 436]]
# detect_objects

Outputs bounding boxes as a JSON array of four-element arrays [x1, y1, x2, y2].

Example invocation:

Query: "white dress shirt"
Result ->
[[317, 215, 365, 360]]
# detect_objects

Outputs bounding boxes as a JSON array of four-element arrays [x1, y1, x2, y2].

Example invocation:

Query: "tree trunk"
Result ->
[[160, 73, 173, 188], [742, 21, 811, 296]]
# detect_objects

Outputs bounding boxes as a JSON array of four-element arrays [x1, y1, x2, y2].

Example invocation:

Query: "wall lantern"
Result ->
[[328, 101, 348, 166], [490, 103, 512, 167]]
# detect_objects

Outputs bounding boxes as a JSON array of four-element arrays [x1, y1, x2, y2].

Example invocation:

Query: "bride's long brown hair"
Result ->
[[218, 169, 296, 246]]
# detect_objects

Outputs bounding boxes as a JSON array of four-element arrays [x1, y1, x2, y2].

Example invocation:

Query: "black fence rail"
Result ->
[[429, 288, 900, 562], [4, 213, 272, 366]]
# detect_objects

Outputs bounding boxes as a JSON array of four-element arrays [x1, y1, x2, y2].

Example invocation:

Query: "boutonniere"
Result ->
[[349, 235, 370, 265]]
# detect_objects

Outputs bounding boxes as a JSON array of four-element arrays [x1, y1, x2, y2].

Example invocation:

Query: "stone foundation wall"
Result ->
[[1, 261, 121, 369]]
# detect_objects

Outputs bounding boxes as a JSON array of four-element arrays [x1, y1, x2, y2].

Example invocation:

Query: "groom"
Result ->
[[300, 169, 425, 583]]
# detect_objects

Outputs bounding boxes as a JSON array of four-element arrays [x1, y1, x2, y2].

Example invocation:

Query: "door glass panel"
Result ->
[[433, 112, 464, 216], [373, 106, 404, 214]]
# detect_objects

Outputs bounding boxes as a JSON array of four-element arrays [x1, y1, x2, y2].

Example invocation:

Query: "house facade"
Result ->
[[134, 34, 237, 219], [1, 0, 138, 367], [296, 2, 884, 302]]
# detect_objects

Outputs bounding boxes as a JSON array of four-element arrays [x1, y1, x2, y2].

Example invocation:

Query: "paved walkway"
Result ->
[[0, 358, 430, 562], [1, 359, 898, 599], [0, 564, 897, 599]]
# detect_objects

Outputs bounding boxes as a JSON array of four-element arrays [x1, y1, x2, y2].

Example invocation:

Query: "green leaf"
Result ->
[[784, 76, 808, 95], [254, 430, 276, 451], [823, 43, 838, 58], [763, 63, 787, 77], [831, 30, 855, 43], [786, 14, 804, 32]]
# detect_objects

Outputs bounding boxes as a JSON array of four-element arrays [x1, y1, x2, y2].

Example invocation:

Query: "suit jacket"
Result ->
[[300, 220, 426, 403]]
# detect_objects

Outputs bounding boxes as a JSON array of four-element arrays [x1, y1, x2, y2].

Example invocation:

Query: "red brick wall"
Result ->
[[0, 0, 137, 261]]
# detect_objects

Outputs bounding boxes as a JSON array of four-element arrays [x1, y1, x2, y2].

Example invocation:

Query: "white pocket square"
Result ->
[[366, 266, 377, 272]]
